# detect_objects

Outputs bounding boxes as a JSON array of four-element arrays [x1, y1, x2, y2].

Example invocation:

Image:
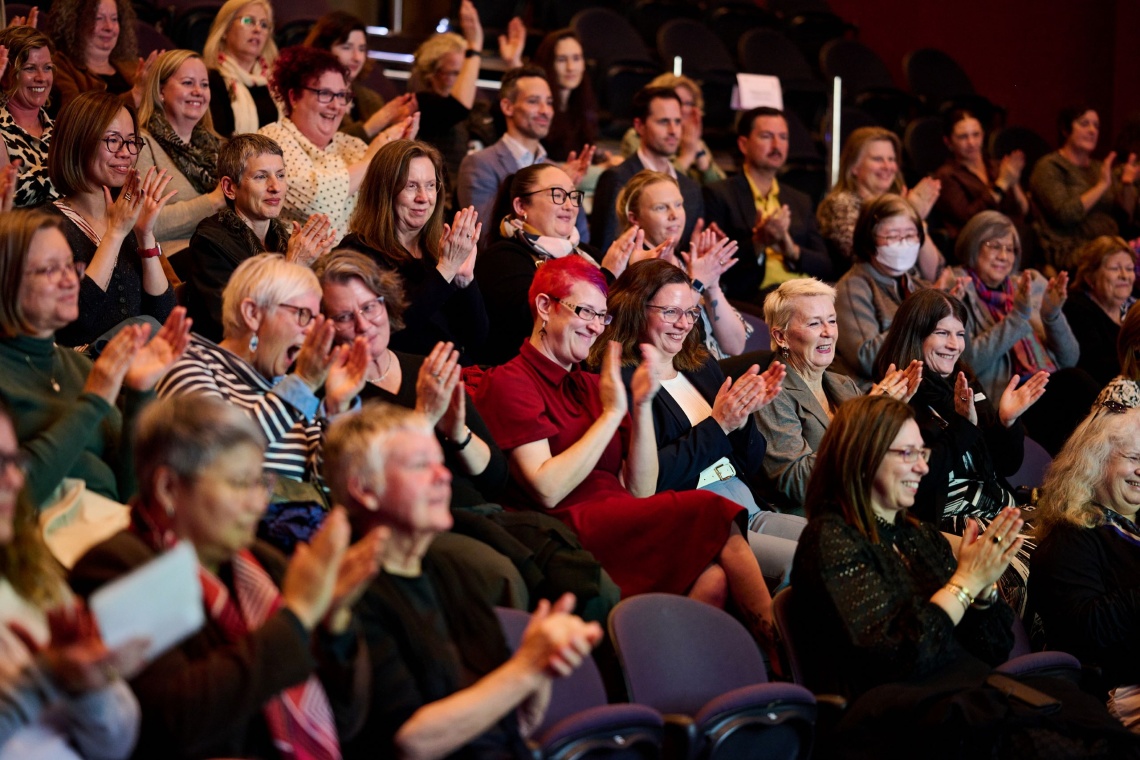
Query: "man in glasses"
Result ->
[[457, 65, 592, 246], [181, 134, 337, 341]]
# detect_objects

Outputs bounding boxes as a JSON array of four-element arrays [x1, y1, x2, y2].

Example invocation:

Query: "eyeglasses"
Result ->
[[876, 233, 920, 246], [981, 240, 1018, 257], [887, 447, 931, 463], [237, 14, 272, 30], [551, 296, 612, 325], [303, 87, 354, 105], [276, 303, 315, 327], [103, 134, 146, 155], [520, 187, 584, 207], [218, 472, 277, 493], [329, 297, 386, 327], [24, 260, 85, 283], [646, 304, 702, 324], [0, 451, 27, 474]]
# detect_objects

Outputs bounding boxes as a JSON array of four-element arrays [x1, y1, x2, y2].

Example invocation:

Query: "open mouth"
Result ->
[[902, 480, 920, 491], [815, 343, 832, 353], [286, 345, 301, 363]]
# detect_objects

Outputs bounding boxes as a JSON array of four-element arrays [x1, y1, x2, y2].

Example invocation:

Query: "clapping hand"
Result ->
[[285, 214, 337, 267], [871, 359, 923, 402], [325, 336, 370, 414], [600, 224, 644, 278], [132, 167, 179, 243], [1041, 271, 1068, 318], [415, 341, 462, 428], [997, 371, 1048, 427], [906, 176, 941, 219], [563, 145, 596, 187], [124, 306, 193, 391], [953, 371, 977, 426], [497, 16, 526, 68], [439, 206, 481, 286]]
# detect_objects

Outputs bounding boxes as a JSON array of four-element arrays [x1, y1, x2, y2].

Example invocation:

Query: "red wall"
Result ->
[[826, 0, 1133, 150]]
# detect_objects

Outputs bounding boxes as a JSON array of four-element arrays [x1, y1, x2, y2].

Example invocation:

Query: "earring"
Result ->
[[249, 334, 259, 353], [779, 345, 790, 358], [539, 319, 547, 337], [521, 213, 528, 222]]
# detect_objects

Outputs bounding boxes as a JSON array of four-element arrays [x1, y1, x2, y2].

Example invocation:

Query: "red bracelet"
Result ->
[[139, 245, 161, 259]]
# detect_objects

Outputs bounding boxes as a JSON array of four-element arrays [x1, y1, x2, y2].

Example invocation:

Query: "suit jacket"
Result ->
[[754, 365, 861, 513], [457, 137, 589, 246], [703, 172, 832, 301], [591, 153, 704, 252], [623, 357, 766, 495]]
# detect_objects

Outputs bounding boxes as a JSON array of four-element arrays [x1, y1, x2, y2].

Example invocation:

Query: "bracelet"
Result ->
[[442, 426, 473, 452], [944, 581, 973, 612], [464, 48, 481, 58], [138, 245, 161, 259], [971, 583, 999, 610], [691, 279, 706, 294]]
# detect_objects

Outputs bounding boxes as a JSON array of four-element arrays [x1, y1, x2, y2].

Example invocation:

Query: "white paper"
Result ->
[[90, 541, 204, 662], [733, 73, 784, 111]]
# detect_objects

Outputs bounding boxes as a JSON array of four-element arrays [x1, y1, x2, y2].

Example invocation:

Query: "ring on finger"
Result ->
[[992, 534, 1004, 545]]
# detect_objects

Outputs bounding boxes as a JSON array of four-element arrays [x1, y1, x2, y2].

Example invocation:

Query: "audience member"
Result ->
[[182, 134, 337, 341], [817, 126, 942, 279], [70, 396, 380, 759], [704, 106, 832, 300], [0, 26, 57, 208], [341, 140, 487, 363], [592, 86, 703, 251], [0, 209, 190, 509], [1031, 402, 1140, 731], [1063, 235, 1136, 385], [302, 11, 417, 142], [1096, 301, 1140, 409], [0, 397, 144, 759], [323, 402, 603, 759], [1030, 104, 1138, 272], [156, 253, 369, 549], [596, 259, 804, 589], [134, 50, 225, 255], [617, 170, 750, 358], [472, 256, 780, 657], [47, 0, 148, 114], [834, 193, 931, 385], [933, 109, 1028, 242], [202, 0, 280, 138], [621, 73, 724, 186], [473, 164, 640, 366], [458, 65, 591, 246], [532, 29, 598, 163], [791, 394, 1138, 756], [953, 210, 1095, 454], [45, 92, 176, 349], [876, 289, 1045, 611], [260, 46, 415, 245]]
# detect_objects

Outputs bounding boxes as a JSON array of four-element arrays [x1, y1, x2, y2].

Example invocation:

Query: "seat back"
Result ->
[[903, 47, 975, 107], [135, 19, 175, 57], [820, 38, 894, 96], [708, 3, 778, 59], [903, 115, 950, 184], [571, 7, 654, 71], [1010, 437, 1052, 490], [631, 0, 702, 50], [771, 587, 805, 684], [609, 594, 767, 716], [737, 28, 815, 83], [657, 18, 735, 76]]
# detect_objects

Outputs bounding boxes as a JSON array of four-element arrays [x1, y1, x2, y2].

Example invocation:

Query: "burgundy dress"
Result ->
[[473, 341, 744, 597]]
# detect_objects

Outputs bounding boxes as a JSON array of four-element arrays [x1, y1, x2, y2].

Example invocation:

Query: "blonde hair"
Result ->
[[203, 0, 279, 69], [137, 49, 215, 132], [762, 278, 837, 332], [648, 72, 704, 111], [221, 253, 320, 338], [833, 126, 904, 196], [409, 32, 465, 93], [615, 170, 677, 237]]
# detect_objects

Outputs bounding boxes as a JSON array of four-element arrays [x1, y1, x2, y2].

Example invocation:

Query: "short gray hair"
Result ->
[[763, 278, 837, 332], [221, 253, 321, 339], [955, 210, 1020, 271]]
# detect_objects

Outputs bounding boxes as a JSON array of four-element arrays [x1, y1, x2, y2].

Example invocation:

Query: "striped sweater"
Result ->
[[155, 335, 324, 484]]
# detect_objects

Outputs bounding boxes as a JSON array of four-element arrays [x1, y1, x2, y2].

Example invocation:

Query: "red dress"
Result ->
[[473, 341, 745, 597]]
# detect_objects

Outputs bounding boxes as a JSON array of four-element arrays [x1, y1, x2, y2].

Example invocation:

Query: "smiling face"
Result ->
[[922, 315, 966, 378], [946, 116, 983, 163], [870, 418, 929, 520], [515, 165, 578, 239], [1066, 110, 1100, 155], [227, 152, 287, 223], [224, 2, 271, 65], [161, 57, 211, 132], [975, 233, 1018, 288], [9, 46, 53, 111], [851, 139, 898, 197], [776, 295, 837, 375], [632, 180, 685, 247], [87, 0, 120, 60], [393, 156, 438, 238], [552, 37, 584, 91], [1096, 426, 1140, 520], [740, 114, 788, 172], [290, 69, 349, 149], [251, 289, 321, 379], [89, 108, 137, 189], [18, 227, 81, 337], [642, 282, 699, 358], [503, 75, 553, 141], [541, 279, 608, 366], [636, 97, 682, 159], [323, 277, 389, 359], [332, 30, 367, 81], [1091, 250, 1136, 311], [378, 428, 453, 537], [0, 415, 24, 545]]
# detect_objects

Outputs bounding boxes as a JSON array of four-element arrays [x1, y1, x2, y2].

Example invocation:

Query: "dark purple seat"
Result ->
[[608, 594, 816, 760]]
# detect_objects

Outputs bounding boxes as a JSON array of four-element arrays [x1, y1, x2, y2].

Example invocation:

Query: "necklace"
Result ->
[[368, 351, 394, 387], [25, 352, 60, 393]]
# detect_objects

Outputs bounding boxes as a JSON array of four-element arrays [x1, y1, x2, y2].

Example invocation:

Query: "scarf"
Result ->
[[500, 216, 593, 263], [215, 206, 291, 257], [132, 501, 341, 760], [966, 268, 1057, 379], [146, 113, 220, 194], [218, 52, 275, 135]]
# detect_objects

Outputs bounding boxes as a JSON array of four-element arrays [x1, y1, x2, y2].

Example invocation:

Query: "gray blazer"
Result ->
[[456, 137, 589, 246], [755, 365, 861, 512]]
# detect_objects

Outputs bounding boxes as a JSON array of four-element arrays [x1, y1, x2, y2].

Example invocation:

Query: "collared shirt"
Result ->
[[500, 132, 548, 169], [744, 172, 806, 288], [637, 146, 677, 179]]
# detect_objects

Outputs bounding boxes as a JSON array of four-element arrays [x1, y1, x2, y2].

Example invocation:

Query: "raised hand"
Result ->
[[282, 506, 352, 631], [8, 7, 38, 27], [104, 169, 146, 237], [285, 214, 337, 267], [291, 316, 337, 391], [497, 16, 526, 68], [83, 324, 143, 403], [458, 0, 484, 52], [1041, 271, 1068, 318], [998, 371, 1048, 427], [906, 176, 941, 219], [952, 507, 1024, 594], [416, 341, 462, 427], [22, 602, 149, 693], [325, 336, 370, 414], [680, 228, 738, 288], [1122, 153, 1140, 186], [516, 593, 603, 678], [133, 167, 179, 242], [124, 306, 192, 391], [630, 343, 663, 410], [953, 371, 977, 426], [0, 158, 18, 213], [680, 105, 703, 156], [323, 523, 386, 633], [997, 150, 1024, 188], [598, 341, 629, 418], [562, 145, 596, 187], [1101, 151, 1118, 188], [365, 92, 417, 138], [130, 49, 162, 108], [439, 206, 480, 283], [600, 224, 644, 278]]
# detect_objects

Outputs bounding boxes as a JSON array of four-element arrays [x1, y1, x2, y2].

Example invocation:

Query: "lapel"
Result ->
[[730, 173, 756, 229], [493, 140, 518, 176], [784, 366, 831, 430], [658, 362, 718, 433]]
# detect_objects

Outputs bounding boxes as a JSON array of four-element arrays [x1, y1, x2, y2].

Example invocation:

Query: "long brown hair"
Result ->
[[0, 209, 66, 338]]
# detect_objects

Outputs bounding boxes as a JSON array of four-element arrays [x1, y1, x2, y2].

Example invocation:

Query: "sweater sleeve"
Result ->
[[1029, 155, 1088, 227], [19, 392, 114, 508], [754, 391, 817, 508], [135, 138, 218, 243], [835, 272, 887, 382]]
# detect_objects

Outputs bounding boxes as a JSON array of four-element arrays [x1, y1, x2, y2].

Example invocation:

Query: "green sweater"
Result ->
[[0, 334, 147, 506]]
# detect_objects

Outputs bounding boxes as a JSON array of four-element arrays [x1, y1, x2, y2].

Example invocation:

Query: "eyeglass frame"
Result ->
[[646, 303, 702, 324], [887, 447, 932, 463], [0, 450, 28, 474], [980, 239, 1019, 258], [303, 87, 354, 105], [550, 296, 612, 325], [329, 297, 386, 327], [24, 260, 86, 284], [518, 187, 584, 208], [276, 303, 316, 327], [102, 134, 147, 155], [237, 14, 273, 30], [875, 232, 921, 246]]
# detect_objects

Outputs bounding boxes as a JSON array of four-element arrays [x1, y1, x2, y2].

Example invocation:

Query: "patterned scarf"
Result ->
[[146, 113, 220, 194], [500, 216, 592, 263], [966, 268, 1057, 379], [132, 500, 341, 760], [217, 52, 276, 135]]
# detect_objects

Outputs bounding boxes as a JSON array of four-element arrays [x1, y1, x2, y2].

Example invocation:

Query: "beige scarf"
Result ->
[[217, 53, 278, 135]]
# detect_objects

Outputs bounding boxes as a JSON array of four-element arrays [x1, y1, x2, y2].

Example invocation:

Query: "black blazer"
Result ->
[[623, 357, 766, 495], [703, 172, 832, 302], [591, 153, 704, 252]]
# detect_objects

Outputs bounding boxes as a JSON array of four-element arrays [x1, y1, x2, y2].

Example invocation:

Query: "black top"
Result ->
[[339, 233, 489, 365], [207, 68, 279, 139], [1063, 289, 1123, 386], [416, 91, 473, 189]]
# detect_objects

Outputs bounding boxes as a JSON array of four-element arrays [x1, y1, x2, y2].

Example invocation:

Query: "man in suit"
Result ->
[[591, 86, 704, 252], [704, 107, 832, 303], [457, 65, 590, 245]]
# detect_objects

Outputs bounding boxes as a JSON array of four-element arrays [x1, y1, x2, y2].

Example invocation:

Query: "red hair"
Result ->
[[528, 256, 607, 320]]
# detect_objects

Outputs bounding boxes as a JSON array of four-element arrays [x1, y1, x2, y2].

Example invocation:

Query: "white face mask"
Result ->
[[875, 240, 920, 274]]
